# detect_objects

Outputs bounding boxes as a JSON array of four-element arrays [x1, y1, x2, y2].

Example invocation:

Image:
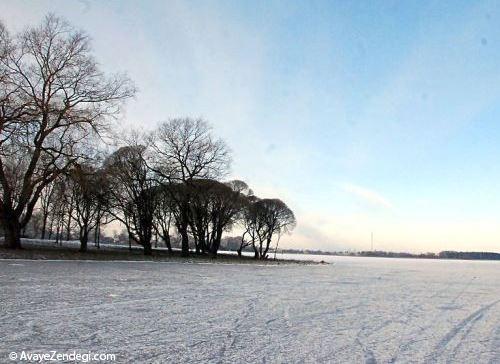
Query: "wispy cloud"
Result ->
[[341, 183, 393, 209]]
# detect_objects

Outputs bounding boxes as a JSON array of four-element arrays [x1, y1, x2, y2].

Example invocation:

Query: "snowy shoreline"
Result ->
[[0, 239, 321, 266]]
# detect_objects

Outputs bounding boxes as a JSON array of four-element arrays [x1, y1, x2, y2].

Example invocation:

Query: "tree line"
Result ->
[[0, 15, 295, 258]]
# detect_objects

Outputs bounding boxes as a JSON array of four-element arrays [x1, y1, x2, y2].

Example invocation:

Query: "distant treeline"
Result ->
[[274, 249, 500, 261], [436, 251, 500, 260]]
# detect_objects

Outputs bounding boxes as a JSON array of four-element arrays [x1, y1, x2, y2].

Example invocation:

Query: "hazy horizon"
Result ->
[[3, 0, 500, 253]]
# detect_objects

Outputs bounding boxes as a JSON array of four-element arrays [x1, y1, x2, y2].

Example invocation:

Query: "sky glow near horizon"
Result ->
[[2, 0, 500, 253]]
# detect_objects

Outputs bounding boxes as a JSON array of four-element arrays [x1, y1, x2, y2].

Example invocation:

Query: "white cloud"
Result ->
[[341, 183, 393, 209]]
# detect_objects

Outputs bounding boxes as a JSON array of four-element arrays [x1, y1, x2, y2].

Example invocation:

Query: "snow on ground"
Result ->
[[0, 257, 499, 363]]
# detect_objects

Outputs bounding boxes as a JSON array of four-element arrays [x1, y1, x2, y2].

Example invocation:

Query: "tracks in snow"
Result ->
[[425, 299, 500, 363]]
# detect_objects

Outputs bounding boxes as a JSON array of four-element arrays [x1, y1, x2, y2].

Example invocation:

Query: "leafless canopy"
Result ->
[[148, 117, 231, 256], [0, 14, 135, 248], [241, 198, 296, 259], [151, 118, 231, 182], [104, 141, 157, 255]]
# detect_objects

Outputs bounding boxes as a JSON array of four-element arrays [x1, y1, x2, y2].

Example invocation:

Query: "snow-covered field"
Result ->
[[0, 257, 499, 363]]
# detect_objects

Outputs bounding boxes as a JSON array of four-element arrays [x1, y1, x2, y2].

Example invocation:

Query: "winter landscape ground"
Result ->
[[1, 257, 499, 363]]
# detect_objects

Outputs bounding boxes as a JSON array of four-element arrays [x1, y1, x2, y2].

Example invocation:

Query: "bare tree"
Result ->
[[184, 179, 252, 257], [44, 179, 68, 243], [239, 196, 262, 258], [0, 15, 134, 249], [187, 179, 217, 254], [151, 118, 231, 256], [104, 142, 157, 255], [152, 118, 231, 182], [152, 184, 174, 253], [39, 180, 55, 239], [92, 168, 110, 249], [257, 199, 296, 259], [68, 164, 104, 252], [241, 198, 296, 259], [206, 180, 251, 256]]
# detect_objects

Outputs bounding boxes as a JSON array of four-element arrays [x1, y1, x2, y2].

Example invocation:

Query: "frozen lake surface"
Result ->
[[0, 257, 499, 363]]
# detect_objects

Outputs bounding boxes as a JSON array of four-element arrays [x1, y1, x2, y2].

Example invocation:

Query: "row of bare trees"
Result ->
[[0, 15, 296, 259]]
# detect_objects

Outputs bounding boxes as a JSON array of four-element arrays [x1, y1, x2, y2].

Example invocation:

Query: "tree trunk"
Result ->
[[198, 232, 206, 254], [66, 197, 74, 240], [94, 222, 100, 249], [65, 215, 72, 240], [41, 214, 48, 240], [179, 203, 190, 257], [200, 233, 206, 254], [262, 237, 272, 259], [4, 216, 22, 249], [48, 217, 54, 239], [194, 236, 200, 254], [180, 228, 189, 257], [79, 229, 88, 252], [209, 226, 223, 257], [237, 248, 242, 257], [163, 230, 173, 254], [55, 218, 62, 245], [209, 243, 217, 258], [143, 241, 152, 255], [195, 221, 206, 254]]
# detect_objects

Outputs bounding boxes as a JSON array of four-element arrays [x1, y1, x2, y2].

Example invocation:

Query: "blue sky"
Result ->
[[2, 0, 500, 252]]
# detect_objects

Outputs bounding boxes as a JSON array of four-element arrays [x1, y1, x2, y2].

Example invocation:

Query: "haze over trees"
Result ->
[[0, 15, 296, 259]]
